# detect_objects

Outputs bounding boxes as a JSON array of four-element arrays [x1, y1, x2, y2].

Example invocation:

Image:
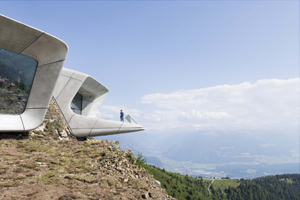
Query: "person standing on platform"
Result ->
[[120, 110, 124, 122]]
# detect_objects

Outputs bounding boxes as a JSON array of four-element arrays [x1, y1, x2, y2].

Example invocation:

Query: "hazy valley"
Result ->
[[98, 130, 299, 179]]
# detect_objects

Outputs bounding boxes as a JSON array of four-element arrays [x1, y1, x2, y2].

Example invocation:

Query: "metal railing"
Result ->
[[125, 115, 138, 124], [51, 96, 74, 136]]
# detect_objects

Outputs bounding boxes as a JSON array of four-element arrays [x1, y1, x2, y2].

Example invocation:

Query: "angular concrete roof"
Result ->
[[53, 68, 144, 137], [0, 15, 68, 131]]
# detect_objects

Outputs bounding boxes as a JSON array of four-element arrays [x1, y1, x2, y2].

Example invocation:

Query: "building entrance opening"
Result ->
[[71, 92, 83, 115]]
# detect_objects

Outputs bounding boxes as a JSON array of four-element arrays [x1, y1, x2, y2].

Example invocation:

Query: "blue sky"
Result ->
[[1, 1, 299, 137]]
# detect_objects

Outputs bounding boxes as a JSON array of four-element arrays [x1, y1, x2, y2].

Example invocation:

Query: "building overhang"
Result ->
[[53, 68, 145, 137], [0, 15, 68, 131]]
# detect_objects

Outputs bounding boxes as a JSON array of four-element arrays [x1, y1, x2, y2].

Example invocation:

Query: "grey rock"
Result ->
[[35, 123, 46, 132], [142, 193, 148, 199], [59, 130, 68, 137]]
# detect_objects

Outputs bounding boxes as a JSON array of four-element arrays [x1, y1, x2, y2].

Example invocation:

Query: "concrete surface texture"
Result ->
[[0, 14, 68, 131], [0, 14, 143, 136], [53, 68, 145, 137]]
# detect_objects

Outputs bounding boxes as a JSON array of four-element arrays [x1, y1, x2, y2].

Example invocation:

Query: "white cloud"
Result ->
[[140, 78, 300, 132], [95, 78, 299, 135], [260, 143, 277, 148]]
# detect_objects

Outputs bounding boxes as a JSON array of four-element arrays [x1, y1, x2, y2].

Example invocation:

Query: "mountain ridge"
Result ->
[[0, 100, 174, 200]]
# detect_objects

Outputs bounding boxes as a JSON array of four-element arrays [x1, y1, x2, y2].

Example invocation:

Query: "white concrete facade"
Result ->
[[0, 15, 68, 132], [0, 14, 144, 136], [53, 68, 145, 137]]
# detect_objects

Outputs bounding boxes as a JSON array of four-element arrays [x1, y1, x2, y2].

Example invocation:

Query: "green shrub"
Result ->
[[136, 151, 147, 166], [129, 153, 136, 164]]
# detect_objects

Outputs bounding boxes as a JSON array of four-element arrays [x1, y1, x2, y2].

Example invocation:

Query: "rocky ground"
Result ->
[[0, 100, 176, 200]]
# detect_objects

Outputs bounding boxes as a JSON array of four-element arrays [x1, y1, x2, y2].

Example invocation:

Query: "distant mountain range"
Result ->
[[97, 130, 299, 179]]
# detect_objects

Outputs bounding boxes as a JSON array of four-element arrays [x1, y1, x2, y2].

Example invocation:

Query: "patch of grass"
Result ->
[[62, 153, 73, 158], [21, 162, 39, 170], [0, 166, 8, 170], [45, 121, 51, 130], [26, 172, 35, 177], [59, 157, 72, 166], [20, 155, 30, 159], [0, 181, 18, 188], [14, 174, 26, 180], [49, 159, 59, 165], [142, 164, 211, 199], [74, 146, 100, 158], [18, 141, 51, 152], [65, 175, 98, 183], [128, 153, 136, 164], [54, 122, 64, 132], [36, 157, 47, 162], [83, 141, 92, 147], [47, 147, 60, 154], [0, 166, 8, 175], [90, 151, 107, 159], [59, 157, 94, 173], [39, 172, 59, 182], [280, 178, 295, 184], [49, 164, 59, 170], [3, 156, 16, 161], [0, 140, 18, 147], [128, 178, 149, 191], [211, 179, 240, 192], [107, 180, 118, 187], [13, 167, 29, 173], [74, 160, 94, 173]]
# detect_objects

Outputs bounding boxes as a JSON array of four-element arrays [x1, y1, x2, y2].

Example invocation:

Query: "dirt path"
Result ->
[[208, 179, 215, 191]]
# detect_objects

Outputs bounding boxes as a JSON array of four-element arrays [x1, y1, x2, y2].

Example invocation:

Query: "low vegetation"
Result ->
[[0, 100, 298, 200], [136, 153, 300, 200], [0, 100, 174, 199]]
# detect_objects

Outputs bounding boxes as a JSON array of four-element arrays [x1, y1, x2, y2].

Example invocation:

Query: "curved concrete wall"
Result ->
[[0, 15, 68, 131], [53, 68, 144, 137]]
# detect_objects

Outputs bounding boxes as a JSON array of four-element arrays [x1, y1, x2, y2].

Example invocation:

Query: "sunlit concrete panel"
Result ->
[[89, 129, 119, 137], [22, 33, 68, 66], [26, 62, 63, 108], [68, 115, 98, 129], [71, 129, 93, 137], [0, 116, 24, 131], [0, 15, 43, 53], [51, 75, 70, 98], [0, 14, 68, 132], [21, 108, 48, 131], [55, 78, 83, 122], [53, 68, 145, 137]]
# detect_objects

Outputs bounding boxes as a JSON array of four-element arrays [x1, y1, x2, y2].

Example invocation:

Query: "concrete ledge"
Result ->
[[53, 68, 145, 137]]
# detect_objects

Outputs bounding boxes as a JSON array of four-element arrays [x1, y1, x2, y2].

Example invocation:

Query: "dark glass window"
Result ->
[[0, 48, 38, 114], [71, 93, 83, 115]]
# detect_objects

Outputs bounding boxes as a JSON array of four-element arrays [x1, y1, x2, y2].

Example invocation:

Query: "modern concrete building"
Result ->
[[53, 68, 144, 137], [0, 15, 68, 132], [0, 15, 144, 137]]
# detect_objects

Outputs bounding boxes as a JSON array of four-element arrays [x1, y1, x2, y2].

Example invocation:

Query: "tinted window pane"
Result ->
[[0, 95, 27, 114], [71, 93, 82, 115], [0, 48, 38, 114]]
